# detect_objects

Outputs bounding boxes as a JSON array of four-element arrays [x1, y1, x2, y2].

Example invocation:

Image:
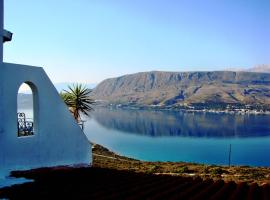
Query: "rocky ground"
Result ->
[[93, 143, 270, 185]]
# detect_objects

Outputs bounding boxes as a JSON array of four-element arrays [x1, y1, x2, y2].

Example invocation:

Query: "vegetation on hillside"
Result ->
[[92, 144, 270, 185]]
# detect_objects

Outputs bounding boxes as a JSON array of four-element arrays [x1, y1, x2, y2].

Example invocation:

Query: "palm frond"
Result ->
[[60, 84, 95, 122]]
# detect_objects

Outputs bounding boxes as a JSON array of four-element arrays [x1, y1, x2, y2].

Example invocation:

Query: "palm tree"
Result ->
[[60, 84, 95, 122]]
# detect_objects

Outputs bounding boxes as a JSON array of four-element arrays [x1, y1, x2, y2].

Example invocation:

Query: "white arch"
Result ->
[[17, 82, 36, 137]]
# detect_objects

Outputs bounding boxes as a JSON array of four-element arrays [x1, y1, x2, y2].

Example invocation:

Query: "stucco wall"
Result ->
[[0, 63, 92, 175], [0, 0, 3, 62]]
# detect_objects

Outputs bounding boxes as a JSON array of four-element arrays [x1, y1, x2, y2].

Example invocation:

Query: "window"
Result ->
[[17, 83, 34, 137]]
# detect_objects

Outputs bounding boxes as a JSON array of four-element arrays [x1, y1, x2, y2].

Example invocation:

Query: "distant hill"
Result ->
[[17, 93, 33, 109], [54, 82, 97, 92], [91, 71, 270, 106], [18, 82, 97, 108], [226, 64, 270, 73], [19, 82, 97, 94], [246, 64, 270, 73]]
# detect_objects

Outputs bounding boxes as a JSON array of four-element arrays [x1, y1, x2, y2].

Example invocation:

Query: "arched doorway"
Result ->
[[17, 82, 34, 137]]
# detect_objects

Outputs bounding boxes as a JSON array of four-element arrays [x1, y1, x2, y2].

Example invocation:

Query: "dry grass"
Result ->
[[93, 143, 270, 185]]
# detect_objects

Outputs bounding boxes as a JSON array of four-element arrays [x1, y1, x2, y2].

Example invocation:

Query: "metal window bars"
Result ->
[[17, 112, 34, 137], [78, 120, 85, 131]]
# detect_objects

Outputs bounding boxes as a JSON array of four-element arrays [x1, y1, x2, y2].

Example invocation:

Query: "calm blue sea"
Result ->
[[20, 107, 270, 166], [84, 108, 270, 167]]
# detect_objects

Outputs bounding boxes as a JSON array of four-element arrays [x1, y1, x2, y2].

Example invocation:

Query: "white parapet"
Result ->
[[0, 63, 92, 176]]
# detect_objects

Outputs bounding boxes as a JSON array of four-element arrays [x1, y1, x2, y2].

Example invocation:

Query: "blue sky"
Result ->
[[4, 0, 270, 84]]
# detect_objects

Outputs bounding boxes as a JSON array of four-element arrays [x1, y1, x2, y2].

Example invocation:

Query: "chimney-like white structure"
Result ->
[[0, 0, 13, 63]]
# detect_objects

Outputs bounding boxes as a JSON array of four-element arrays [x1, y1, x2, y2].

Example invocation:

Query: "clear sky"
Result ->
[[4, 0, 270, 84]]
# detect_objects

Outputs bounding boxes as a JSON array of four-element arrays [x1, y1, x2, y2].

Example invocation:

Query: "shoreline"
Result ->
[[1, 143, 269, 188], [92, 143, 270, 185], [99, 104, 270, 115], [0, 143, 269, 199]]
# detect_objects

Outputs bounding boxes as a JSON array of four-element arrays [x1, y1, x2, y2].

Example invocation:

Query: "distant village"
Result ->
[[102, 102, 270, 115]]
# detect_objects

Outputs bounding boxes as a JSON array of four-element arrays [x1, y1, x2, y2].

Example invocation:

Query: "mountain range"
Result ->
[[91, 70, 270, 106], [18, 65, 270, 108]]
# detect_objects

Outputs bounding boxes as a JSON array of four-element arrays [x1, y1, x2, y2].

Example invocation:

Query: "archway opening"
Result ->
[[17, 83, 34, 137]]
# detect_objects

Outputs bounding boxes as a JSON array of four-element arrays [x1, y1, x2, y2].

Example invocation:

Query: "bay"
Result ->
[[19, 107, 270, 166], [84, 108, 270, 167]]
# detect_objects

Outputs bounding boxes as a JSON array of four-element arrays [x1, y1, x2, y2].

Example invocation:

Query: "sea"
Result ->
[[21, 108, 270, 166], [84, 108, 270, 167]]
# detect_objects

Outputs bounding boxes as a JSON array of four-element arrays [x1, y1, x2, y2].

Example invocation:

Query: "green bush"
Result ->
[[250, 171, 265, 179], [210, 167, 224, 175], [203, 166, 210, 174], [147, 165, 159, 173], [176, 166, 189, 173]]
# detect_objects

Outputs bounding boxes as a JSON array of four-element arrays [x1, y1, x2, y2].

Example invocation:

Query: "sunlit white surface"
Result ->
[[0, 63, 91, 188]]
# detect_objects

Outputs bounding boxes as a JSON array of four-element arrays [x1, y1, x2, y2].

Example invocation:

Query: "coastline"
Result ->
[[0, 143, 269, 199], [100, 104, 270, 115], [92, 143, 270, 185]]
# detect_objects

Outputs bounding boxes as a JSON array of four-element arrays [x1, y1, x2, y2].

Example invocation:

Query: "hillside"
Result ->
[[91, 71, 270, 106]]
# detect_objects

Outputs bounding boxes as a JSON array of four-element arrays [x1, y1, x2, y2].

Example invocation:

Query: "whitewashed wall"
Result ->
[[0, 63, 92, 176], [0, 0, 3, 62]]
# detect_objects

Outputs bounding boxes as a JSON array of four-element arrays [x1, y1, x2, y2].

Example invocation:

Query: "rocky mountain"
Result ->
[[91, 71, 270, 106]]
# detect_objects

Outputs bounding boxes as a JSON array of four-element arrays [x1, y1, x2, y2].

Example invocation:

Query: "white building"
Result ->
[[0, 0, 92, 181]]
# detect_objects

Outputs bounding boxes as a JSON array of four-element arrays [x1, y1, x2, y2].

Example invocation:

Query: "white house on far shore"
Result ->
[[0, 0, 92, 179]]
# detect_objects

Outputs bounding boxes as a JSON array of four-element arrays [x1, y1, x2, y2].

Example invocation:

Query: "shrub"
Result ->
[[147, 165, 159, 173], [203, 166, 210, 174], [176, 166, 189, 173], [250, 171, 265, 179], [210, 167, 224, 175]]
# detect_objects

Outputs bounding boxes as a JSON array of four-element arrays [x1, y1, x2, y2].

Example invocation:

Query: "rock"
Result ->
[[91, 71, 270, 106]]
